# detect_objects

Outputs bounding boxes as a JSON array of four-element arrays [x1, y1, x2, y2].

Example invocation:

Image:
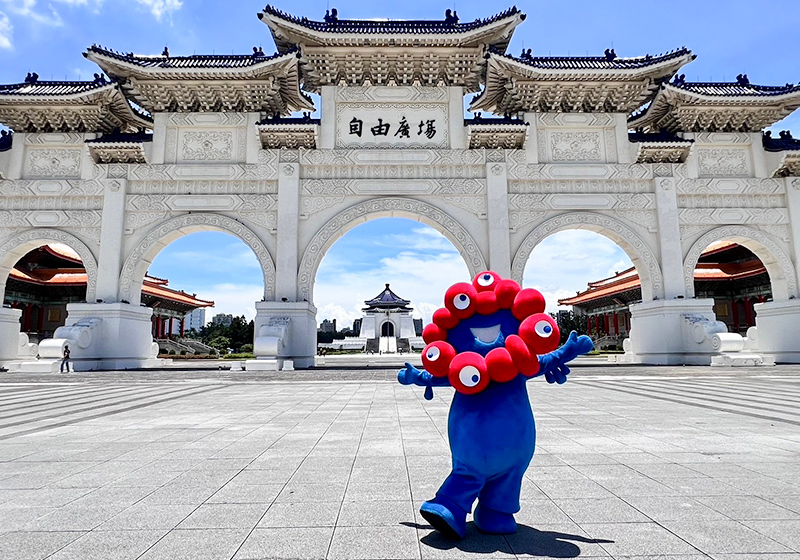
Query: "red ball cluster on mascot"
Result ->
[[398, 271, 593, 539]]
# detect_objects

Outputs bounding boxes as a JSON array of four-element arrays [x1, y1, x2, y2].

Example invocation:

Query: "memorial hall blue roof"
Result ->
[[85, 45, 297, 69], [259, 5, 523, 34], [496, 47, 693, 71], [364, 284, 411, 309]]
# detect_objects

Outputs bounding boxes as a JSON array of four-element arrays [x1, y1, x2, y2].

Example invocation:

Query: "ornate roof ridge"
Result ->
[[670, 79, 800, 97], [629, 130, 692, 144], [86, 129, 153, 143], [0, 79, 114, 96], [259, 5, 523, 33], [493, 46, 693, 69], [85, 44, 298, 68], [257, 115, 320, 125]]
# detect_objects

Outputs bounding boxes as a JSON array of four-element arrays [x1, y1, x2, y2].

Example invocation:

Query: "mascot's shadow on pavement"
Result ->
[[400, 521, 614, 557]]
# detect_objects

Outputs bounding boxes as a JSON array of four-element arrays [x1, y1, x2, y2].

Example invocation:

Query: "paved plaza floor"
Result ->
[[0, 361, 799, 559]]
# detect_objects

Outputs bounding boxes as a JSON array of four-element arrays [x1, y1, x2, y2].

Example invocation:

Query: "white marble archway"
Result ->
[[683, 226, 798, 301], [0, 229, 99, 303], [511, 212, 665, 301], [119, 213, 276, 304], [296, 197, 487, 301]]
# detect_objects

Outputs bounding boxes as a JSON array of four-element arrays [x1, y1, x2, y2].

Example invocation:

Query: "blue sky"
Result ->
[[1, 1, 798, 324]]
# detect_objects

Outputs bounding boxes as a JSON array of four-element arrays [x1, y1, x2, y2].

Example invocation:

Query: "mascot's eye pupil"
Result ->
[[534, 320, 554, 338], [427, 347, 440, 361], [472, 375, 479, 383], [453, 293, 471, 310]]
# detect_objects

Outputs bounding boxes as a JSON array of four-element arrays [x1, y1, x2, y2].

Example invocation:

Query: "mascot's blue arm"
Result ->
[[534, 330, 593, 385], [398, 362, 450, 400]]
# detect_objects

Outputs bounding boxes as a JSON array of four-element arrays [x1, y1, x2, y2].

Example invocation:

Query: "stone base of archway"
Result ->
[[754, 300, 800, 363], [626, 299, 730, 365], [0, 307, 22, 363], [248, 300, 317, 370]]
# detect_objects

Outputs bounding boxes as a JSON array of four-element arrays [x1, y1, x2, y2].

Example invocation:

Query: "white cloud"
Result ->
[[523, 230, 633, 312], [0, 0, 180, 26], [0, 12, 12, 49], [131, 0, 181, 20], [201, 283, 263, 321], [0, 0, 62, 26]]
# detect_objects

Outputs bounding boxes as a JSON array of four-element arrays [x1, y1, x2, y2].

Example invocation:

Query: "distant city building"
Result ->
[[319, 318, 337, 333], [413, 318, 423, 337], [352, 318, 362, 334], [184, 308, 207, 332], [212, 313, 234, 327]]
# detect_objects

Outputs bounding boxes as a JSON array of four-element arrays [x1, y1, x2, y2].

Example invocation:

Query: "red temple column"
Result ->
[[23, 303, 32, 332], [180, 318, 185, 337], [613, 312, 619, 335], [586, 316, 591, 334], [168, 317, 173, 339], [744, 298, 754, 327]]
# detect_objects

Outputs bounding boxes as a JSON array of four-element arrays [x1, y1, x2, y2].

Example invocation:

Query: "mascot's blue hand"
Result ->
[[398, 362, 423, 386], [537, 331, 593, 384]]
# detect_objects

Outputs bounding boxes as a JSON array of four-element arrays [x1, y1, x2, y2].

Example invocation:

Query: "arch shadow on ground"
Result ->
[[402, 521, 614, 557]]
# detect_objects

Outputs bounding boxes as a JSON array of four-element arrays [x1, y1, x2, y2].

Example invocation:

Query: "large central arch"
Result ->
[[297, 197, 487, 301], [683, 225, 798, 301], [0, 229, 99, 303], [119, 213, 277, 303], [511, 212, 665, 301]]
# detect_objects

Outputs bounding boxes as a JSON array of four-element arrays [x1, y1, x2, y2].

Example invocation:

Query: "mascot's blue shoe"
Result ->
[[420, 499, 467, 540], [473, 504, 517, 535]]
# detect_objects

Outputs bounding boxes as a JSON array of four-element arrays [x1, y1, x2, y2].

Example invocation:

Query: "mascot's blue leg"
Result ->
[[421, 462, 484, 539], [473, 463, 527, 534]]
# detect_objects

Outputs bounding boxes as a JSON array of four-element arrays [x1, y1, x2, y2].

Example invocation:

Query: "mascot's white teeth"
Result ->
[[470, 325, 501, 344]]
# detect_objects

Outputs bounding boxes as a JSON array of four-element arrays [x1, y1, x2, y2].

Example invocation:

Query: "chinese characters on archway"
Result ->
[[349, 116, 437, 140]]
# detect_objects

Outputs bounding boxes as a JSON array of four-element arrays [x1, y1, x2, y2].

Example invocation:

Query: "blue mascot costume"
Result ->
[[398, 271, 593, 539]]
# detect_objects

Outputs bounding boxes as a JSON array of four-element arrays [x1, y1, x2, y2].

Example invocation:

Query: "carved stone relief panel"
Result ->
[[180, 130, 234, 161], [25, 148, 82, 179], [549, 131, 603, 162], [697, 147, 752, 178]]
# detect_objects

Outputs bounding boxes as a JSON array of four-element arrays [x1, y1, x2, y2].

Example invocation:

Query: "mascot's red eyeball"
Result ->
[[518, 313, 560, 355], [444, 283, 478, 319], [449, 352, 490, 395], [422, 340, 456, 378]]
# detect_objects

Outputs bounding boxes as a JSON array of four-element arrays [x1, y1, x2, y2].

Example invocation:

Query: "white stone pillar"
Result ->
[[613, 114, 633, 164], [96, 178, 127, 302], [653, 175, 686, 299], [448, 87, 466, 149], [486, 161, 511, 277], [319, 86, 337, 150], [782, 177, 800, 284], [6, 132, 26, 179], [523, 113, 539, 163], [754, 300, 800, 363], [0, 307, 22, 363], [150, 113, 168, 165], [275, 160, 300, 301]]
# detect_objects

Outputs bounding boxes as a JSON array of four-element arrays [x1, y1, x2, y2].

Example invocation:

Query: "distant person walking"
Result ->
[[61, 344, 71, 373]]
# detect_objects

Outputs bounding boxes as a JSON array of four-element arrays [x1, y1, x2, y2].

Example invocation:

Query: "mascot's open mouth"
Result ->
[[470, 324, 501, 344]]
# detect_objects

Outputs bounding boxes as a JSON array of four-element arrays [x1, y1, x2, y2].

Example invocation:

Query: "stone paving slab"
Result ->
[[0, 364, 799, 558]]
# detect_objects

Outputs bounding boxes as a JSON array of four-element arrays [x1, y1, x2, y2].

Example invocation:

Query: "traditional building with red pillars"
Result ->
[[4, 245, 213, 343], [560, 242, 771, 348]]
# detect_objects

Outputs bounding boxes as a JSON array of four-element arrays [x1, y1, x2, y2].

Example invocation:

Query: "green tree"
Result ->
[[208, 335, 231, 351]]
